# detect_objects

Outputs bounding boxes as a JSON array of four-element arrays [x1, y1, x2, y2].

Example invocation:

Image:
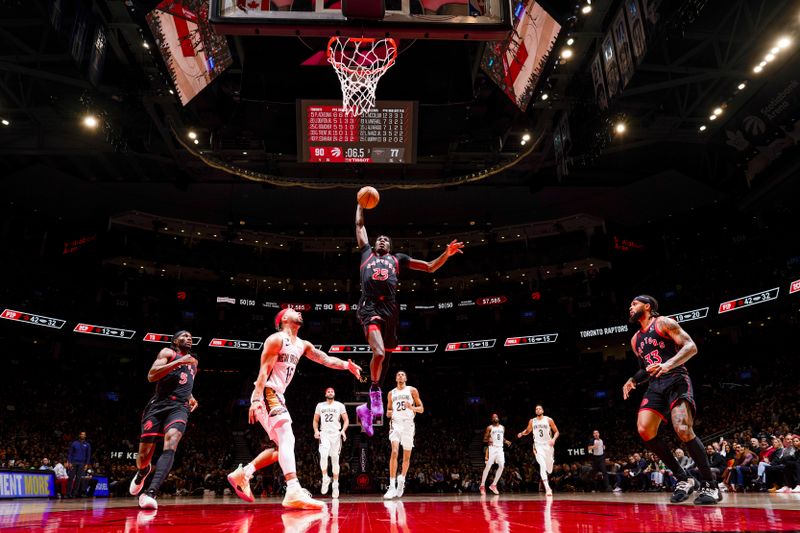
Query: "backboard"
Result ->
[[209, 0, 512, 40]]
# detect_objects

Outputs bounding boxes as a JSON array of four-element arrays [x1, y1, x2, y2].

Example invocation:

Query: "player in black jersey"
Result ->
[[622, 295, 720, 505], [354, 203, 463, 436], [129, 330, 199, 509]]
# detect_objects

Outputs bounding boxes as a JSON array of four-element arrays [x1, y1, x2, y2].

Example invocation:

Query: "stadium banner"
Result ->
[[0, 470, 55, 499]]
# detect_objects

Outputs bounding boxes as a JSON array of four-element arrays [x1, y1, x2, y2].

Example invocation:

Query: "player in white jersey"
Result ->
[[313, 387, 349, 498], [480, 413, 512, 495], [227, 308, 362, 509], [518, 404, 560, 496], [384, 370, 423, 499]]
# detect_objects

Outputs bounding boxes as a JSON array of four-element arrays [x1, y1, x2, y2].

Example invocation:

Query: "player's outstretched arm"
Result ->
[[408, 240, 464, 273], [517, 420, 533, 439], [648, 317, 698, 377], [356, 204, 369, 249], [303, 342, 362, 380], [148, 348, 197, 382]]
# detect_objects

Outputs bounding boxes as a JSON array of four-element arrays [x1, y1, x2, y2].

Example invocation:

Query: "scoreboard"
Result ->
[[298, 100, 417, 164]]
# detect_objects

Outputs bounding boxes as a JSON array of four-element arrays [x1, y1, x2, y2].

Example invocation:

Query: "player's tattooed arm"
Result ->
[[407, 240, 464, 273], [649, 317, 698, 377], [304, 342, 362, 379], [355, 204, 369, 249], [148, 348, 197, 382]]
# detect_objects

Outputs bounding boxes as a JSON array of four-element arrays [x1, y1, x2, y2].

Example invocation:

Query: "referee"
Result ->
[[588, 430, 611, 491]]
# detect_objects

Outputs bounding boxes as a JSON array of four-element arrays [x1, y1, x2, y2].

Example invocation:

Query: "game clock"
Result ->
[[298, 100, 417, 164]]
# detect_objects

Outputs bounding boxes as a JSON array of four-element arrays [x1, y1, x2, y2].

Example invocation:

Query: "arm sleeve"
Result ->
[[395, 252, 411, 268], [632, 368, 650, 385]]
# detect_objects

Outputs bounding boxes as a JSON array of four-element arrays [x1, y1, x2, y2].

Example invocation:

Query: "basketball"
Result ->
[[357, 186, 380, 209]]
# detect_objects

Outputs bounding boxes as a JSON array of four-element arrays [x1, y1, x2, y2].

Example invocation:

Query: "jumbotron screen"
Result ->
[[297, 100, 417, 164]]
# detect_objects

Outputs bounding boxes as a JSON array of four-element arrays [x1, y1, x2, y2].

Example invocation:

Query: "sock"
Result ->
[[136, 464, 150, 481], [643, 436, 687, 480], [685, 437, 714, 481], [146, 449, 175, 495], [492, 465, 504, 485], [244, 463, 256, 478], [287, 478, 300, 490], [323, 474, 330, 482], [370, 382, 380, 392], [397, 475, 405, 484], [332, 480, 339, 486], [389, 477, 396, 488]]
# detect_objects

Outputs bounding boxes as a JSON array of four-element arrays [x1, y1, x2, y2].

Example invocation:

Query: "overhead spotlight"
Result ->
[[709, 115, 717, 121], [242, 151, 248, 155], [143, 41, 150, 49], [614, 122, 626, 134], [776, 36, 791, 49], [193, 139, 199, 145], [765, 53, 775, 62], [187, 131, 197, 140], [737, 82, 746, 90], [541, 93, 549, 101], [759, 60, 767, 67], [753, 65, 763, 73], [1, 119, 9, 126], [168, 89, 175, 95], [581, 5, 592, 14], [82, 115, 98, 128], [770, 46, 780, 54], [521, 139, 527, 146], [567, 37, 574, 46], [699, 125, 707, 132], [561, 48, 573, 59], [522, 133, 531, 141], [713, 107, 723, 116]]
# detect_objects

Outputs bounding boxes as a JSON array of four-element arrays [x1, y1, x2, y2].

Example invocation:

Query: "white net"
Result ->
[[327, 37, 398, 117]]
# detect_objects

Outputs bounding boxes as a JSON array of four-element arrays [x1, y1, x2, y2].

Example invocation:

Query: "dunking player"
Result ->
[[384, 371, 423, 499], [129, 331, 198, 510], [623, 295, 721, 504], [354, 203, 463, 435], [480, 414, 512, 495], [226, 308, 361, 509], [518, 405, 559, 496], [313, 387, 349, 498]]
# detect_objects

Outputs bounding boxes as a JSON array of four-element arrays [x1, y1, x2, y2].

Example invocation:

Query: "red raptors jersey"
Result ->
[[633, 318, 687, 379], [154, 349, 197, 402]]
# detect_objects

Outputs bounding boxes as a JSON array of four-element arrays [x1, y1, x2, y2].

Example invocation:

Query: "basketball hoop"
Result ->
[[327, 37, 397, 117]]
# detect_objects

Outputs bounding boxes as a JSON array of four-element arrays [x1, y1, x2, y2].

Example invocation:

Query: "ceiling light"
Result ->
[[143, 41, 150, 49], [193, 139, 199, 144], [614, 122, 626, 134], [759, 60, 767, 67], [765, 53, 775, 62], [1, 119, 8, 126], [581, 5, 592, 14], [521, 140, 527, 145], [567, 38, 574, 46], [699, 125, 707, 132], [737, 82, 746, 90], [82, 115, 98, 128], [168, 89, 174, 95], [522, 133, 531, 141], [709, 115, 717, 120], [777, 36, 791, 49], [541, 93, 549, 101], [242, 151, 247, 155], [770, 46, 780, 54], [188, 131, 197, 140], [561, 48, 573, 59], [713, 107, 723, 116], [753, 65, 763, 73]]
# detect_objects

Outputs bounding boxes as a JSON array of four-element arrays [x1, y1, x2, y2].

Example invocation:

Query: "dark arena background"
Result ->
[[1, 0, 800, 531]]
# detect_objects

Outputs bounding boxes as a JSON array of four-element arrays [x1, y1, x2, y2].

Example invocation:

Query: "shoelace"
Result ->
[[675, 480, 692, 492]]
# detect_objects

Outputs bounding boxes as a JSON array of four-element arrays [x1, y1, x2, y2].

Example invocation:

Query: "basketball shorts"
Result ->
[[358, 296, 399, 350], [319, 432, 342, 457], [639, 373, 696, 422], [254, 387, 293, 441], [140, 398, 190, 442], [389, 419, 415, 449], [487, 447, 505, 466], [534, 443, 554, 475]]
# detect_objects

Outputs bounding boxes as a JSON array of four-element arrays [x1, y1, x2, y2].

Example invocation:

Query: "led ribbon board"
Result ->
[[668, 307, 710, 323], [209, 338, 264, 350], [1, 309, 66, 329], [445, 339, 497, 351], [143, 333, 202, 344], [74, 323, 136, 339], [718, 288, 779, 314], [504, 334, 558, 347]]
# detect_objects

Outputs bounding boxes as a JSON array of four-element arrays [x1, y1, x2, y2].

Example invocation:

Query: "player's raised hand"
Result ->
[[346, 359, 362, 380], [622, 379, 636, 400], [188, 397, 199, 412], [446, 239, 464, 257]]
